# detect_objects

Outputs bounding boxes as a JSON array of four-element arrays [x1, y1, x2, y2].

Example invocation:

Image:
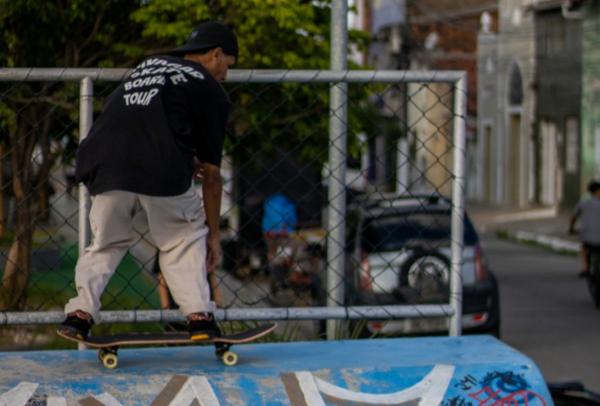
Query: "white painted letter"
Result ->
[[0, 382, 38, 406]]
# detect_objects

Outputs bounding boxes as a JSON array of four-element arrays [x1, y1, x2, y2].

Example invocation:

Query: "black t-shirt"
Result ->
[[75, 55, 230, 196]]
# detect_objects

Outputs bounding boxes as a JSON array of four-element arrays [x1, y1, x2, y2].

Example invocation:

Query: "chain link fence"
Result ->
[[0, 68, 471, 348]]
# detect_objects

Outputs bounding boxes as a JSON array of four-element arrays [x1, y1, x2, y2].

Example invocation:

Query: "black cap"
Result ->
[[169, 21, 238, 58]]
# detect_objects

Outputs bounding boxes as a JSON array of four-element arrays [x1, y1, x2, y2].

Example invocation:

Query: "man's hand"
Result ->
[[200, 161, 222, 273], [206, 234, 222, 273], [569, 216, 578, 236], [193, 157, 205, 181]]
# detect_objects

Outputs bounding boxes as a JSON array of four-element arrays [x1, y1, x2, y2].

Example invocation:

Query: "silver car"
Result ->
[[345, 194, 500, 337]]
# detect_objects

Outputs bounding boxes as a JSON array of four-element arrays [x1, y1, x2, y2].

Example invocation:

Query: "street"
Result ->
[[482, 235, 600, 392]]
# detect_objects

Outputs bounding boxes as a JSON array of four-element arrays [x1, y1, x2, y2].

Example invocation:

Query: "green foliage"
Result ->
[[132, 0, 335, 69], [0, 0, 143, 67], [0, 0, 375, 170], [0, 1, 381, 311], [0, 100, 17, 144], [131, 0, 373, 168], [25, 245, 161, 311]]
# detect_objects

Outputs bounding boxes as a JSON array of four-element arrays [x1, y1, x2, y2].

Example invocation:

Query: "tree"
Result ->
[[131, 0, 370, 167], [133, 2, 376, 221], [0, 0, 371, 310], [0, 0, 144, 310]]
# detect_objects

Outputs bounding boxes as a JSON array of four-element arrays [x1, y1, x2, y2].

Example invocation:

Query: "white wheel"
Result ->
[[101, 353, 118, 369], [221, 351, 238, 366]]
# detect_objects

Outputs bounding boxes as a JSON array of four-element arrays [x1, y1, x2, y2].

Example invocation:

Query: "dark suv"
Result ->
[[345, 193, 500, 337]]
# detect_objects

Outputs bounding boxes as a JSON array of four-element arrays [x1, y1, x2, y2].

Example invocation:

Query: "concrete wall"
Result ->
[[407, 76, 454, 196]]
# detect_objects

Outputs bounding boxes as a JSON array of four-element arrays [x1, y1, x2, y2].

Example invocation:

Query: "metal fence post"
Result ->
[[326, 0, 349, 340], [78, 77, 93, 252], [396, 137, 409, 194], [77, 77, 94, 350], [449, 74, 467, 336], [78, 77, 94, 347]]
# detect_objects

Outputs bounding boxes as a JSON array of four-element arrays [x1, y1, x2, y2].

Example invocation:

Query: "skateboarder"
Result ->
[[58, 21, 238, 342]]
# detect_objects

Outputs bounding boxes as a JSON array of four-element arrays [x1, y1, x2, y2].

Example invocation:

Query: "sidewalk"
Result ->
[[466, 203, 580, 255]]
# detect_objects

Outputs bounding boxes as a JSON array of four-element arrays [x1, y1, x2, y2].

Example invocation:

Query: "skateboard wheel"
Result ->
[[221, 351, 238, 366], [101, 352, 118, 369]]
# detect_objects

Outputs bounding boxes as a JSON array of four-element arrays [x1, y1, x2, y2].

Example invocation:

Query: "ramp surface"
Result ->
[[0, 335, 553, 405]]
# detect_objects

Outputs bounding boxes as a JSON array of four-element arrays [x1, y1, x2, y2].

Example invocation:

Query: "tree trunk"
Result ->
[[0, 143, 5, 237], [34, 116, 54, 223], [0, 109, 35, 311], [0, 163, 33, 310], [1, 175, 33, 310], [0, 196, 32, 310]]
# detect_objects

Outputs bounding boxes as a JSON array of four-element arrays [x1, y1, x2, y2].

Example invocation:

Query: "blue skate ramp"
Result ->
[[0, 335, 553, 405]]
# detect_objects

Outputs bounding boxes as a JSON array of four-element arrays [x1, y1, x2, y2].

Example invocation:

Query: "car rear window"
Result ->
[[361, 211, 478, 252]]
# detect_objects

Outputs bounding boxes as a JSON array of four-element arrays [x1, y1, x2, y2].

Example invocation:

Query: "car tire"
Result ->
[[400, 250, 450, 300]]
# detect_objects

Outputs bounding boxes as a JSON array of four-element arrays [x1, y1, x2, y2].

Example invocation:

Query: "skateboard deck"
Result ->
[[57, 323, 277, 368]]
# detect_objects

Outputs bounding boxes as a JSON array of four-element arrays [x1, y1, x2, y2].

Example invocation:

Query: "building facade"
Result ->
[[581, 1, 600, 188], [478, 0, 597, 208], [406, 0, 496, 197], [477, 0, 537, 207], [353, 0, 496, 197]]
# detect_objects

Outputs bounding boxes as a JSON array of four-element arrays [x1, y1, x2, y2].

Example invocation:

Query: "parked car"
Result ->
[[344, 193, 500, 337]]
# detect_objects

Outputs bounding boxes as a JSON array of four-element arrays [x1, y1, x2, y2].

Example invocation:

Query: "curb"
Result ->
[[498, 229, 580, 255]]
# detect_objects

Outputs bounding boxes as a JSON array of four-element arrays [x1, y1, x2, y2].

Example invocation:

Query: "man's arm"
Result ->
[[569, 206, 581, 234], [201, 161, 222, 273]]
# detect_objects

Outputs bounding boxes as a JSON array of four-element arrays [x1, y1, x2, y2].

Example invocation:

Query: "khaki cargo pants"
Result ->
[[64, 186, 215, 322]]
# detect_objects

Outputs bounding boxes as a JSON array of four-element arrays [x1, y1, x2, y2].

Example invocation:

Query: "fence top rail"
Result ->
[[0, 68, 465, 83], [0, 305, 455, 325]]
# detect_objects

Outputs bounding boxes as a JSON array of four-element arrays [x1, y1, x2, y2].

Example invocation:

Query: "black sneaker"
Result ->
[[187, 312, 220, 341], [164, 322, 188, 333], [57, 310, 94, 340]]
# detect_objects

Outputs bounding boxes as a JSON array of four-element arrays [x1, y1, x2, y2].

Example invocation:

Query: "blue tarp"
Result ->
[[262, 193, 297, 233]]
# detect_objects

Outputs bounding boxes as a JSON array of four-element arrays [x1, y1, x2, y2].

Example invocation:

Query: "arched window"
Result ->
[[508, 64, 523, 106]]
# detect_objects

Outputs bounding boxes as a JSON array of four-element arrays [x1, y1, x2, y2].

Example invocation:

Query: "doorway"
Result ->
[[540, 120, 558, 206], [509, 114, 522, 206], [483, 126, 493, 202]]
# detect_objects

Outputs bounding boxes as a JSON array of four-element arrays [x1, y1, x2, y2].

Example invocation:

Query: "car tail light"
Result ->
[[475, 244, 488, 281], [359, 251, 373, 291], [473, 312, 487, 322], [462, 312, 489, 328], [367, 321, 384, 332]]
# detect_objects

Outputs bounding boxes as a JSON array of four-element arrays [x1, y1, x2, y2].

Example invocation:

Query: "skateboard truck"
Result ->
[[96, 342, 238, 369]]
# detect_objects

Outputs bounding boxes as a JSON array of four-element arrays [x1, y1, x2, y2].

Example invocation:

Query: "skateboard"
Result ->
[[57, 323, 277, 369]]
